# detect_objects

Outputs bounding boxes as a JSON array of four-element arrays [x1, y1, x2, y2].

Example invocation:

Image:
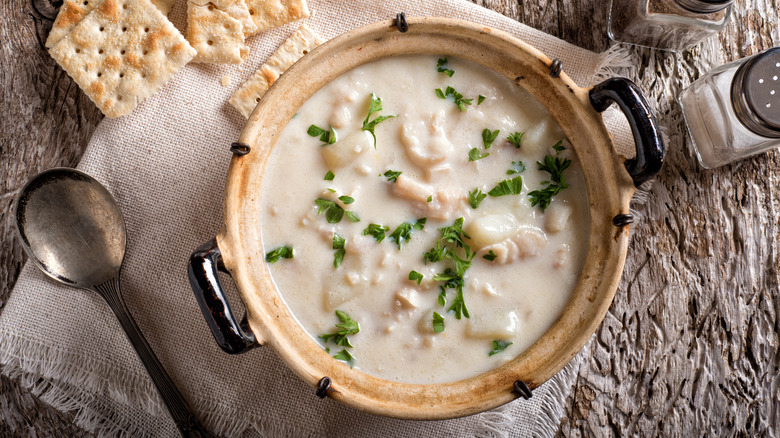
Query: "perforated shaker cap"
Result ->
[[674, 0, 733, 13], [731, 47, 780, 138]]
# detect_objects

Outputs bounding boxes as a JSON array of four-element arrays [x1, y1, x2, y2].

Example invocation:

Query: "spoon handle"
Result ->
[[94, 277, 213, 438]]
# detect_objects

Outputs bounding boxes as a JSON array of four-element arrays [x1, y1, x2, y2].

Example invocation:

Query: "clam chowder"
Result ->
[[259, 55, 589, 384]]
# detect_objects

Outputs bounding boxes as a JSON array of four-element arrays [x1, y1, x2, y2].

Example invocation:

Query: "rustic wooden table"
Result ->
[[2, 0, 778, 436]]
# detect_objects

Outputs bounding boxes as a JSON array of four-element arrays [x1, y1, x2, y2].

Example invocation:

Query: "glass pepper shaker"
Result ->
[[608, 0, 733, 51], [679, 47, 780, 168]]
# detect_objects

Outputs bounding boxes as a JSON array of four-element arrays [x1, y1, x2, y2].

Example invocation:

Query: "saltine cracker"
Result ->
[[244, 0, 309, 34], [46, 0, 175, 48], [49, 0, 196, 118], [229, 24, 323, 118]]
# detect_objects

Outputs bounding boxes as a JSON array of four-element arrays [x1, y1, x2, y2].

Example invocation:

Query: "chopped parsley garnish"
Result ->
[[478, 95, 486, 105], [362, 93, 397, 148], [315, 198, 360, 224], [489, 340, 513, 356], [408, 270, 424, 285], [307, 124, 337, 144], [507, 131, 524, 148], [362, 223, 389, 242], [468, 188, 487, 209], [436, 57, 454, 77], [427, 195, 433, 202], [319, 310, 359, 347], [384, 169, 402, 182], [528, 142, 571, 211], [450, 288, 469, 319], [389, 218, 427, 250], [488, 176, 523, 197], [338, 195, 354, 204], [552, 140, 565, 152], [324, 171, 335, 181], [425, 218, 474, 319], [332, 234, 346, 268], [333, 348, 354, 363], [344, 211, 360, 222], [482, 129, 500, 149], [434, 86, 473, 111], [506, 161, 526, 175], [468, 148, 489, 161], [265, 246, 293, 263], [483, 250, 497, 261], [432, 312, 445, 333]]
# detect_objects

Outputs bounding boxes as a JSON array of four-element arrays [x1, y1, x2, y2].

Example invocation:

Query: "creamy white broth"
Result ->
[[259, 55, 589, 384]]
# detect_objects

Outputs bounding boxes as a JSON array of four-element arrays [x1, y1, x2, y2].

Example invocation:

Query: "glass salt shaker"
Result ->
[[679, 47, 780, 168], [607, 0, 733, 51]]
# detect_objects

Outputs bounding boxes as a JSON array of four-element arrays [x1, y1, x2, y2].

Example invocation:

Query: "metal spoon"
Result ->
[[14, 168, 211, 438]]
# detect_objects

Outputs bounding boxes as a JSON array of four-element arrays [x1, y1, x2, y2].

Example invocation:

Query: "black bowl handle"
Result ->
[[589, 78, 665, 187], [188, 237, 259, 354]]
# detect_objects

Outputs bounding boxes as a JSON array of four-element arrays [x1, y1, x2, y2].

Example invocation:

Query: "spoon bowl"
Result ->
[[15, 168, 125, 289], [14, 168, 210, 438]]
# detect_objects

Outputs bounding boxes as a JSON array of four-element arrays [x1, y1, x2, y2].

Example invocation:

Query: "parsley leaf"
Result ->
[[409, 270, 423, 285], [482, 129, 500, 149], [389, 218, 427, 250], [449, 288, 469, 319], [468, 188, 487, 209], [506, 161, 526, 175], [427, 195, 433, 202], [319, 310, 359, 347], [434, 85, 473, 111], [315, 198, 343, 223], [488, 176, 523, 197], [507, 131, 524, 148], [384, 169, 402, 182], [362, 93, 397, 148], [436, 57, 455, 77], [528, 144, 571, 211], [265, 246, 294, 263], [333, 348, 354, 362], [468, 148, 490, 161], [315, 198, 359, 224], [307, 124, 337, 144], [483, 250, 497, 261], [362, 223, 389, 242], [432, 312, 445, 333], [425, 218, 474, 319], [477, 94, 486, 105], [324, 171, 335, 181], [338, 195, 354, 204], [344, 211, 360, 223], [489, 340, 513, 356], [332, 234, 346, 268], [552, 140, 565, 152]]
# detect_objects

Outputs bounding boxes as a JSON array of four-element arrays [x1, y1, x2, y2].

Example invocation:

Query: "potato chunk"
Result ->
[[320, 130, 373, 169], [466, 308, 519, 339], [545, 202, 573, 234], [466, 213, 520, 249], [523, 116, 566, 155]]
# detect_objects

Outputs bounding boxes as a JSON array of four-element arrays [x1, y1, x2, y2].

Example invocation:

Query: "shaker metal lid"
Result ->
[[731, 47, 780, 138], [675, 0, 734, 14]]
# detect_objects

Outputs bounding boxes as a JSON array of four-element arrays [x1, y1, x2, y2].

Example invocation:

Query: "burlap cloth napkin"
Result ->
[[0, 0, 636, 436]]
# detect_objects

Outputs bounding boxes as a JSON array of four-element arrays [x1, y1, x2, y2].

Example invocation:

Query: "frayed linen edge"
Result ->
[[530, 352, 586, 438], [0, 329, 331, 437]]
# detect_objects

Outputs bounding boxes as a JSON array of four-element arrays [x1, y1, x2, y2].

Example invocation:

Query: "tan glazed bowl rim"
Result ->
[[216, 17, 643, 419]]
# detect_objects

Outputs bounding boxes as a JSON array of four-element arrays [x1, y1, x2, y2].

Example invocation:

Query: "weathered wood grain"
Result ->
[[2, 0, 778, 436]]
